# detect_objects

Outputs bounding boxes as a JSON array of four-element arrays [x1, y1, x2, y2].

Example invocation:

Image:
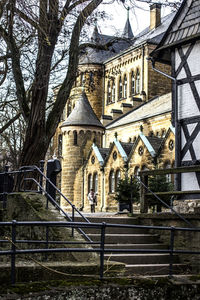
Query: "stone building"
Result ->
[[54, 4, 176, 212]]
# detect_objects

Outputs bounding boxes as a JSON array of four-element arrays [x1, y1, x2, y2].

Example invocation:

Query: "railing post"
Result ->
[[100, 222, 106, 280], [45, 225, 49, 261], [11, 220, 17, 285], [3, 165, 9, 209], [169, 226, 175, 278], [39, 160, 45, 194], [140, 174, 148, 213], [71, 205, 75, 237]]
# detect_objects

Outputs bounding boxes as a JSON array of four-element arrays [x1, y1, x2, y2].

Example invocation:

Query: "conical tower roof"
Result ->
[[122, 8, 134, 39], [61, 92, 104, 129]]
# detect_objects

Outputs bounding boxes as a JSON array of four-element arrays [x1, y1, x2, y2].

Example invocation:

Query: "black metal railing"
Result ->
[[0, 220, 200, 284], [0, 164, 92, 242]]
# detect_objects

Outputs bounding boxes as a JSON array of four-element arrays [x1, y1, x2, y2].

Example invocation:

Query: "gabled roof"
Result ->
[[121, 142, 134, 156], [60, 92, 104, 129], [151, 0, 200, 64], [145, 136, 164, 153], [99, 148, 110, 160]]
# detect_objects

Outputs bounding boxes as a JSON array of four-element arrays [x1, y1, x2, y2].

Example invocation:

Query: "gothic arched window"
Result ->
[[73, 131, 78, 145], [123, 74, 127, 98], [107, 81, 111, 104], [109, 170, 115, 193], [119, 77, 123, 100], [115, 169, 121, 190], [112, 81, 115, 102], [131, 71, 135, 95], [136, 69, 140, 94]]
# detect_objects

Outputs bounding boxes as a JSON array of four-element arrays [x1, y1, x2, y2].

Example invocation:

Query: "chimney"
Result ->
[[150, 4, 161, 30]]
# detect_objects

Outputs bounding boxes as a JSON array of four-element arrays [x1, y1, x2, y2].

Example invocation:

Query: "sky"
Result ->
[[97, 1, 173, 37]]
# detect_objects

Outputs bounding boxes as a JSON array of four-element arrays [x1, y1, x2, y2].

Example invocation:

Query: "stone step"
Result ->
[[124, 263, 189, 276], [104, 253, 179, 265], [93, 243, 167, 250], [87, 234, 160, 244], [83, 226, 148, 235], [74, 216, 139, 225]]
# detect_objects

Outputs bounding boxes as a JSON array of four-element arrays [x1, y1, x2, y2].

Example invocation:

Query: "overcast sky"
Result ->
[[97, 1, 173, 36]]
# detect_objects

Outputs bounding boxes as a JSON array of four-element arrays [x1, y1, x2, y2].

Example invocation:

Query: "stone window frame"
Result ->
[[112, 80, 116, 103], [88, 173, 93, 193], [107, 81, 112, 104]]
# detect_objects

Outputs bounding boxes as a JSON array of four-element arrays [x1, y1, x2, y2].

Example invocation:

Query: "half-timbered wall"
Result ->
[[175, 40, 200, 191]]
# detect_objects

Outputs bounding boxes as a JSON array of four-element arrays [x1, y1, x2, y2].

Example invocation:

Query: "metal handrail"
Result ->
[[1, 220, 200, 284], [134, 174, 193, 228], [0, 165, 92, 242]]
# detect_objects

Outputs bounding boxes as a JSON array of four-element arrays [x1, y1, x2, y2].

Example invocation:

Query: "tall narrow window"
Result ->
[[115, 169, 121, 190], [73, 131, 77, 145], [136, 69, 140, 94], [58, 134, 62, 156], [107, 81, 111, 104], [93, 173, 98, 193], [67, 102, 72, 117], [109, 170, 115, 193], [123, 75, 127, 98], [80, 72, 85, 86], [134, 166, 140, 179], [112, 81, 115, 102], [119, 77, 122, 100], [131, 71, 135, 95]]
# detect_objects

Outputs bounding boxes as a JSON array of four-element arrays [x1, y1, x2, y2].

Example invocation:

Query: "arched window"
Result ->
[[58, 134, 62, 156], [131, 71, 135, 95], [115, 169, 121, 189], [112, 81, 115, 102], [135, 69, 140, 94], [119, 77, 122, 100], [88, 174, 93, 193], [107, 81, 111, 104], [123, 75, 127, 98], [93, 172, 98, 193], [73, 131, 78, 145], [134, 166, 140, 179], [109, 170, 115, 193]]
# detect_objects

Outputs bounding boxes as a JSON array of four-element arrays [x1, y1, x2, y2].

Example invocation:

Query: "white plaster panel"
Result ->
[[181, 128, 192, 161], [181, 173, 199, 191], [178, 84, 199, 119], [191, 130, 200, 160], [175, 49, 182, 72], [186, 41, 200, 77]]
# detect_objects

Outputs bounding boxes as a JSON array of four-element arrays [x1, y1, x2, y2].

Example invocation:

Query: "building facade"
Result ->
[[54, 4, 176, 212]]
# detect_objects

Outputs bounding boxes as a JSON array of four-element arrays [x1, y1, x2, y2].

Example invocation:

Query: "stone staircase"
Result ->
[[75, 214, 189, 276]]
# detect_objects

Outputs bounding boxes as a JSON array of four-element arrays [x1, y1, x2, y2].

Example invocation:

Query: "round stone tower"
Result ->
[[60, 91, 104, 209]]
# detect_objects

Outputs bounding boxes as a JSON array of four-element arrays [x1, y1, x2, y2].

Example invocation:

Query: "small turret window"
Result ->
[[73, 131, 78, 145], [58, 134, 62, 156]]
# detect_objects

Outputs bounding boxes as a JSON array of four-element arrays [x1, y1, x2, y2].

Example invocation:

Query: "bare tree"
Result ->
[[0, 0, 181, 167]]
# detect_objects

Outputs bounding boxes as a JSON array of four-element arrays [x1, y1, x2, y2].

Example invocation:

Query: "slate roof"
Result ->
[[106, 93, 171, 130], [151, 0, 200, 63], [61, 92, 104, 129], [146, 136, 164, 153], [121, 142, 134, 156], [99, 148, 110, 160]]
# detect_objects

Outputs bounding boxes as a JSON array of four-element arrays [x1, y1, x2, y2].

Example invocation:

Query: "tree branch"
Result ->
[[0, 112, 21, 134]]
